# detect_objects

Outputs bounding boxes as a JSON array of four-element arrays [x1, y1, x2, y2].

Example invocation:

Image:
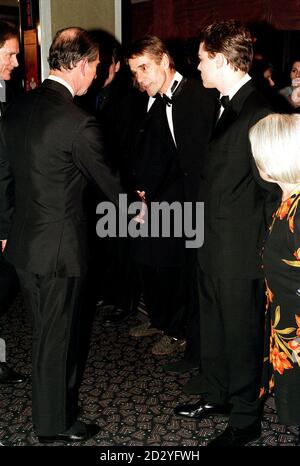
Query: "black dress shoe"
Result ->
[[174, 399, 231, 419], [207, 422, 261, 446], [0, 362, 27, 384], [38, 420, 100, 444], [163, 359, 198, 374]]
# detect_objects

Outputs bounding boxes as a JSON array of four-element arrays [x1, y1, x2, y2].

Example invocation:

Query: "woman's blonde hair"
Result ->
[[249, 113, 300, 183]]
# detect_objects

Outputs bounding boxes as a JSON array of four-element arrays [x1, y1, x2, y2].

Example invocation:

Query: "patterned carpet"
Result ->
[[0, 293, 299, 448]]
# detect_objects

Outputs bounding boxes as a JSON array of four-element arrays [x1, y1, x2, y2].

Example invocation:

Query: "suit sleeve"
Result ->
[[72, 116, 124, 207], [0, 124, 14, 239]]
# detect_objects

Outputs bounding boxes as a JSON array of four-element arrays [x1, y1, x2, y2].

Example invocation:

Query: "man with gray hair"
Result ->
[[0, 27, 123, 443]]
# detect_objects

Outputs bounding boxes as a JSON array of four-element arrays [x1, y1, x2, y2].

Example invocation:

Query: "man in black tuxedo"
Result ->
[[174, 20, 277, 446], [126, 36, 217, 356], [0, 27, 124, 443], [0, 20, 26, 385]]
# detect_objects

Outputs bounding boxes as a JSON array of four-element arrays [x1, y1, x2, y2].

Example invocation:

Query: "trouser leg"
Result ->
[[17, 268, 84, 436], [198, 267, 265, 427]]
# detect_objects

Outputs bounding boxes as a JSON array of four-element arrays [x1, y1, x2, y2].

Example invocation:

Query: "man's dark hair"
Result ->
[[48, 27, 99, 71], [0, 20, 18, 48], [126, 35, 175, 70], [201, 19, 253, 73]]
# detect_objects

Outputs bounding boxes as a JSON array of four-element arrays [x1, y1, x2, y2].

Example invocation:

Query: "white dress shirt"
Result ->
[[147, 71, 183, 146], [219, 73, 251, 118]]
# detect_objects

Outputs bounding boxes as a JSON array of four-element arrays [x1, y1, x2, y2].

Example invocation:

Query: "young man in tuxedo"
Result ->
[[0, 27, 125, 443], [174, 20, 277, 446], [125, 36, 217, 356], [0, 20, 26, 385]]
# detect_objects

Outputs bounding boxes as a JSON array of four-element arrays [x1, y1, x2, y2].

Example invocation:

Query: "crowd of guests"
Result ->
[[0, 17, 300, 446]]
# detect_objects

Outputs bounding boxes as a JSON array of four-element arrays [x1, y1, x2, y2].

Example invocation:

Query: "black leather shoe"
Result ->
[[38, 420, 100, 444], [207, 422, 261, 446], [163, 359, 198, 374], [174, 399, 231, 419], [0, 362, 27, 384]]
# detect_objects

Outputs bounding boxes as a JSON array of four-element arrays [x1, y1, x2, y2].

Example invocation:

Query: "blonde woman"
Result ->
[[249, 113, 300, 437]]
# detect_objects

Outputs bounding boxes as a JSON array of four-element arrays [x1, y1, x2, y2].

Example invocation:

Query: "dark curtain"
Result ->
[[131, 0, 300, 40]]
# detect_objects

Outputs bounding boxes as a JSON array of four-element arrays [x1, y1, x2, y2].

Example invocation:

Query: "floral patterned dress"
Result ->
[[261, 191, 300, 425]]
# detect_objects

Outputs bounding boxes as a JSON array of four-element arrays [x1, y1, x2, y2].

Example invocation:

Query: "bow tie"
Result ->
[[160, 93, 173, 106], [155, 79, 179, 107], [220, 95, 230, 108]]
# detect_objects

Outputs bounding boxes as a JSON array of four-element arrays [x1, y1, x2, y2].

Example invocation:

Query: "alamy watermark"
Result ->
[[96, 194, 204, 248]]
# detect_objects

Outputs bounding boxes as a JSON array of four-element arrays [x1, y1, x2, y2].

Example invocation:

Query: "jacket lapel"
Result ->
[[212, 80, 255, 139]]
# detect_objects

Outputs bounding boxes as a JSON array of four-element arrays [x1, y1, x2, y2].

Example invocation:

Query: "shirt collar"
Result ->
[[47, 75, 75, 97], [148, 70, 183, 110], [164, 71, 183, 98], [221, 73, 251, 101]]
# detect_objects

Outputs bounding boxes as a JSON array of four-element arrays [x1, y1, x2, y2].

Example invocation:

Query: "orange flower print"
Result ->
[[276, 198, 293, 220], [288, 340, 300, 351], [296, 315, 300, 337], [265, 282, 273, 309], [270, 346, 293, 374], [289, 216, 295, 233], [269, 376, 274, 391], [259, 387, 265, 399], [293, 249, 300, 260]]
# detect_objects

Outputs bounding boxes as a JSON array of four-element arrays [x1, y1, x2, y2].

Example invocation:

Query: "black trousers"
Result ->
[[0, 249, 19, 314], [197, 266, 265, 428], [0, 250, 19, 362], [138, 263, 187, 339], [17, 268, 85, 436], [183, 262, 201, 365]]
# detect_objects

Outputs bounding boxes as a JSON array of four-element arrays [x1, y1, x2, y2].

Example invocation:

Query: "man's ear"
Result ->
[[215, 53, 226, 69], [114, 60, 121, 73], [79, 58, 88, 76], [161, 53, 170, 70]]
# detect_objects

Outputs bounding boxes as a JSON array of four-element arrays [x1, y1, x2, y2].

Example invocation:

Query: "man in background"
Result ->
[[0, 19, 26, 385]]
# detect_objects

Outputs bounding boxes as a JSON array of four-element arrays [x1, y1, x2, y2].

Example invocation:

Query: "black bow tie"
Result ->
[[160, 93, 173, 106], [220, 95, 230, 108], [155, 80, 179, 107]]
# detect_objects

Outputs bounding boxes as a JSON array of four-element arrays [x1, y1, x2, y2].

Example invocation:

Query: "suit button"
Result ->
[[184, 172, 188, 176], [139, 128, 145, 133]]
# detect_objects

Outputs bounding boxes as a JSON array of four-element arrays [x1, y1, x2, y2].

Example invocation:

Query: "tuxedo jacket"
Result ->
[[198, 80, 278, 279], [124, 78, 217, 203], [0, 84, 19, 239], [121, 78, 217, 267], [0, 79, 122, 277]]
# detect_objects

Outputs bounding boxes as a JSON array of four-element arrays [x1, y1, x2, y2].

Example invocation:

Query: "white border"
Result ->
[[38, 0, 52, 81], [114, 0, 122, 43]]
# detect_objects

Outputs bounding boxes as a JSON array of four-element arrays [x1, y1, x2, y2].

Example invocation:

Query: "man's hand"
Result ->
[[134, 190, 147, 224], [1, 239, 7, 252]]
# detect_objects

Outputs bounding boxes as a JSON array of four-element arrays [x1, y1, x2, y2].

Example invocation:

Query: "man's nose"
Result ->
[[135, 71, 143, 83], [12, 56, 19, 68]]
